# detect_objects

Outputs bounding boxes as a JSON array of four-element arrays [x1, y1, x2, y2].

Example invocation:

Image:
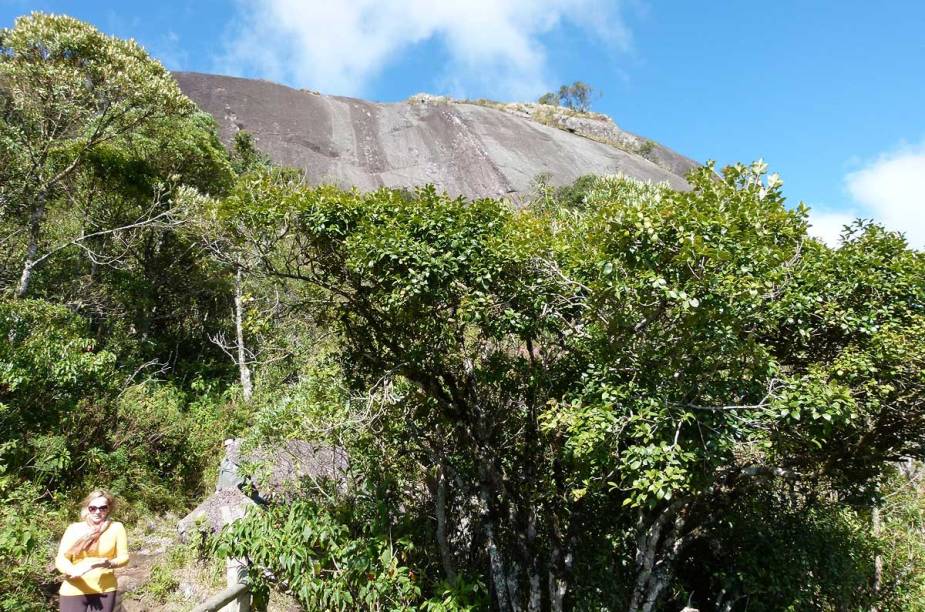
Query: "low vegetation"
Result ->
[[1, 12, 924, 612]]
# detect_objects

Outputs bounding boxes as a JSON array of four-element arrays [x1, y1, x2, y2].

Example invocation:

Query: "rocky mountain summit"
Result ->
[[175, 72, 698, 201]]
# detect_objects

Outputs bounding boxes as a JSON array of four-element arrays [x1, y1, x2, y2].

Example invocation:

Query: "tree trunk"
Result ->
[[479, 466, 521, 612], [871, 504, 882, 612], [527, 570, 541, 612], [526, 512, 541, 612], [436, 462, 457, 581], [485, 516, 512, 612], [16, 196, 45, 298], [548, 544, 571, 612], [506, 560, 523, 612], [628, 501, 688, 612], [234, 266, 253, 400]]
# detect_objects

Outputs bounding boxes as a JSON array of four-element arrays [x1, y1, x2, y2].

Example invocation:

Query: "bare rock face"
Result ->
[[457, 99, 698, 180], [174, 72, 697, 201]]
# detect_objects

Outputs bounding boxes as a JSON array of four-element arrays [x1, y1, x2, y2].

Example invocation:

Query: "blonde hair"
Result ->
[[79, 489, 115, 521]]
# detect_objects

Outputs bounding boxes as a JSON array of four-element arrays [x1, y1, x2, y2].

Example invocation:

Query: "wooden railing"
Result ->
[[191, 556, 251, 612], [191, 582, 250, 612]]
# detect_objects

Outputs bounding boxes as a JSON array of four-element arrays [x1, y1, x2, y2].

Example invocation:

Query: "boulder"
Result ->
[[178, 438, 348, 539]]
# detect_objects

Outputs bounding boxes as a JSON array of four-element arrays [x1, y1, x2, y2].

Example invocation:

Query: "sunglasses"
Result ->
[[88, 505, 109, 513]]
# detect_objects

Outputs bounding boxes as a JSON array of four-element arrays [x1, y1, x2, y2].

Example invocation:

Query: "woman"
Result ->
[[55, 490, 129, 612]]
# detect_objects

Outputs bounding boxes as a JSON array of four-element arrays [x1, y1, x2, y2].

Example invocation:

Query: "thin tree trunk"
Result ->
[[521, 503, 543, 612], [526, 512, 541, 612], [506, 560, 523, 612], [629, 512, 665, 612], [479, 466, 521, 612], [640, 575, 671, 612], [234, 266, 253, 400], [16, 196, 45, 298], [871, 504, 882, 612], [436, 462, 457, 581], [485, 516, 511, 612], [548, 545, 570, 612], [527, 569, 541, 612]]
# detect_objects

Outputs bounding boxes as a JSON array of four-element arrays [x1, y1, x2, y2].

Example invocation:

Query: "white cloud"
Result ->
[[807, 208, 858, 247], [844, 142, 925, 249], [217, 0, 630, 100]]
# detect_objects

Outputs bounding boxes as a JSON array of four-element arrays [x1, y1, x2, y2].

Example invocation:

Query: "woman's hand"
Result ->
[[68, 557, 110, 578], [68, 558, 99, 578], [66, 521, 111, 557]]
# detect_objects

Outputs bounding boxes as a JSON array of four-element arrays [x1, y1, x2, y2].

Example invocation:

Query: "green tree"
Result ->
[[0, 12, 196, 296], [538, 82, 596, 111], [0, 15, 249, 607], [65, 110, 235, 367], [189, 164, 311, 400], [0, 299, 118, 486], [215, 163, 924, 611], [558, 81, 595, 111], [0, 298, 230, 503], [229, 130, 271, 175]]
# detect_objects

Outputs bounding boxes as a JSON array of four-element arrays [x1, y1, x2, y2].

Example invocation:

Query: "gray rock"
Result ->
[[221, 438, 349, 501], [216, 439, 246, 491], [177, 439, 348, 539], [174, 72, 697, 201], [479, 100, 698, 179], [177, 487, 256, 539]]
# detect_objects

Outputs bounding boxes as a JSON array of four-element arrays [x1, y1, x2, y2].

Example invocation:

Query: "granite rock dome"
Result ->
[[175, 72, 698, 201]]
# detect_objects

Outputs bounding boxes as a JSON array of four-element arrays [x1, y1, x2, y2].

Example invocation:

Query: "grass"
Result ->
[[126, 514, 223, 608]]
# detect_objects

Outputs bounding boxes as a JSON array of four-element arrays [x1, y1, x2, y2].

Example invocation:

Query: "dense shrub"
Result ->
[[0, 299, 240, 605], [0, 299, 119, 487], [217, 501, 423, 611], [210, 164, 924, 611], [0, 479, 64, 611]]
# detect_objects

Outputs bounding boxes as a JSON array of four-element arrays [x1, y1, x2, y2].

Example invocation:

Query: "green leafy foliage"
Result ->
[[0, 477, 64, 611], [0, 299, 236, 509], [212, 160, 925, 610], [0, 299, 118, 486], [0, 12, 923, 611], [217, 501, 422, 611], [677, 481, 877, 611], [877, 467, 925, 611], [138, 538, 223, 605], [0, 12, 246, 609], [0, 12, 205, 297], [537, 81, 597, 111], [0, 300, 240, 607]]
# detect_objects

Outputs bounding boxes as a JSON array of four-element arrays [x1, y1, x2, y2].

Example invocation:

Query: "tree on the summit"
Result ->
[[559, 81, 594, 111], [538, 81, 597, 111]]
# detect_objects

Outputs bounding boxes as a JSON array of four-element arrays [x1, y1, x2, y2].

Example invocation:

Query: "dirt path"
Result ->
[[110, 515, 300, 611], [116, 552, 164, 611]]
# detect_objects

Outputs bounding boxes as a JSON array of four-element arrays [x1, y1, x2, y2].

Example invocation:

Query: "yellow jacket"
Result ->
[[55, 521, 129, 595]]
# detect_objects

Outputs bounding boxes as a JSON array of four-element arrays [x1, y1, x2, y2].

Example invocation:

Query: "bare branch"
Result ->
[[30, 207, 179, 269]]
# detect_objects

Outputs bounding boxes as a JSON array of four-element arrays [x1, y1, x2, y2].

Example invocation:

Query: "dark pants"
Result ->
[[59, 592, 116, 612]]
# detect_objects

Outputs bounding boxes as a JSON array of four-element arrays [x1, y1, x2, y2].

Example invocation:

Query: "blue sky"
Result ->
[[2, 0, 923, 247]]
